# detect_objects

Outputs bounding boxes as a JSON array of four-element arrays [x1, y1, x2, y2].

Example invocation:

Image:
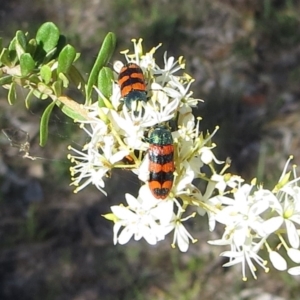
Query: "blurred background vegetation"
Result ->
[[1, 0, 300, 299]]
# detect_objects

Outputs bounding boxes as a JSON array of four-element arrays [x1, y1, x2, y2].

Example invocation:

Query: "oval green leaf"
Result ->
[[86, 32, 116, 103], [57, 44, 76, 74], [20, 53, 35, 76], [97, 67, 113, 107], [40, 65, 52, 84], [40, 100, 56, 146], [15, 43, 25, 60], [15, 30, 27, 59], [16, 30, 27, 49], [36, 22, 60, 53]]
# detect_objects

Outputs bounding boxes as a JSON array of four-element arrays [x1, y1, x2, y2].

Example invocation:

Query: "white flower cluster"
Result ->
[[68, 39, 300, 280], [208, 158, 300, 280]]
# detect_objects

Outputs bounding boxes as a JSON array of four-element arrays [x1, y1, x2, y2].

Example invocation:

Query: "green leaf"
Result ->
[[27, 39, 37, 56], [40, 65, 52, 84], [8, 37, 16, 51], [27, 74, 40, 86], [8, 82, 17, 105], [40, 100, 56, 146], [68, 65, 85, 94], [97, 67, 113, 107], [42, 47, 57, 64], [20, 53, 35, 76], [54, 35, 67, 58], [36, 22, 60, 53], [0, 48, 12, 66], [57, 44, 76, 74], [15, 30, 27, 59], [25, 89, 35, 109], [86, 32, 116, 104], [15, 43, 25, 60], [58, 73, 69, 88], [52, 80, 62, 97], [56, 96, 89, 121], [0, 75, 13, 86], [16, 30, 27, 49], [60, 104, 88, 121], [8, 37, 17, 65], [74, 52, 81, 62]]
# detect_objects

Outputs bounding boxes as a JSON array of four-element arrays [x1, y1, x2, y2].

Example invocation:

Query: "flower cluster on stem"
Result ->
[[67, 39, 300, 279]]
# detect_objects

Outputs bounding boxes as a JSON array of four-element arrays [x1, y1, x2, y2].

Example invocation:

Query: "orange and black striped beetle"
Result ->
[[118, 63, 147, 116], [148, 126, 175, 199]]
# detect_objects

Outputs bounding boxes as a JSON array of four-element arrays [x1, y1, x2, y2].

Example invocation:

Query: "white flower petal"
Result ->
[[200, 148, 214, 164], [125, 193, 141, 210], [249, 200, 269, 216], [176, 225, 190, 252], [287, 248, 300, 263], [207, 239, 231, 246], [113, 222, 123, 245], [152, 199, 174, 225], [111, 206, 136, 219], [137, 185, 159, 209], [269, 251, 287, 271], [286, 219, 300, 248], [288, 266, 300, 275], [137, 155, 150, 182], [290, 214, 300, 226], [110, 150, 129, 164], [220, 251, 242, 261], [139, 226, 159, 245], [118, 226, 135, 244], [263, 217, 283, 234]]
